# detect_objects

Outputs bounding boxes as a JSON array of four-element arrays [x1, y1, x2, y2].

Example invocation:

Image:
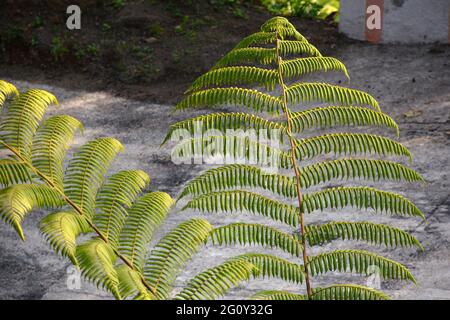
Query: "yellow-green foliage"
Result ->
[[165, 17, 426, 300]]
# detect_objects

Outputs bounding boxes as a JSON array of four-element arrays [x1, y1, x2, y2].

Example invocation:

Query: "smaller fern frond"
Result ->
[[295, 133, 412, 161], [290, 106, 399, 136], [116, 265, 154, 300], [175, 87, 282, 114], [210, 223, 303, 257], [278, 40, 322, 57], [76, 238, 121, 299], [0, 184, 63, 240], [232, 32, 277, 49], [228, 253, 305, 284], [0, 80, 19, 107], [305, 221, 423, 250], [0, 159, 33, 187], [281, 57, 349, 80], [144, 218, 213, 300], [249, 290, 306, 300], [311, 284, 390, 300], [261, 17, 307, 42], [302, 186, 425, 219], [175, 260, 257, 300], [188, 67, 279, 92], [182, 190, 300, 227], [40, 210, 91, 265], [307, 249, 416, 283], [214, 48, 277, 68], [286, 83, 380, 111]]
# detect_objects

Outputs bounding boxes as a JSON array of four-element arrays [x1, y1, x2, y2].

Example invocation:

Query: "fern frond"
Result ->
[[0, 159, 33, 187], [0, 80, 19, 107], [281, 57, 349, 80], [295, 133, 412, 161], [171, 136, 292, 169], [286, 83, 380, 111], [119, 191, 173, 271], [76, 238, 121, 299], [94, 170, 150, 247], [182, 190, 300, 227], [311, 284, 390, 300], [0, 184, 63, 240], [279, 40, 322, 57], [40, 211, 90, 265], [162, 113, 286, 146], [306, 221, 423, 250], [299, 158, 424, 188], [116, 265, 154, 300], [261, 17, 308, 42], [144, 218, 213, 299], [175, 260, 256, 300], [175, 87, 282, 114], [210, 223, 303, 257], [64, 138, 124, 219], [32, 115, 83, 190], [0, 89, 58, 160], [228, 253, 305, 284], [308, 249, 416, 283], [215, 48, 277, 68], [302, 186, 425, 219], [290, 106, 399, 136], [178, 164, 296, 200], [249, 290, 305, 300], [233, 32, 277, 49], [188, 67, 279, 92]]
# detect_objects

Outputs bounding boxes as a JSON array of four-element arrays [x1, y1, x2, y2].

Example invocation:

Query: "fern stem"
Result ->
[[0, 140, 158, 297], [275, 38, 313, 298]]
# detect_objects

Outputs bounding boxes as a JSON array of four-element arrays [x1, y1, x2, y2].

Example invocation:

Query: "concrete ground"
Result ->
[[0, 41, 449, 300]]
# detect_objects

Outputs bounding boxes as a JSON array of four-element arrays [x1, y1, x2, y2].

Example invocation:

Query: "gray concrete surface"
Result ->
[[0, 42, 450, 300], [340, 0, 450, 43]]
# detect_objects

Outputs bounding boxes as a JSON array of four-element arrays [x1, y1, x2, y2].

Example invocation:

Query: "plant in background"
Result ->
[[0, 80, 267, 300], [164, 16, 426, 300], [261, 0, 340, 21]]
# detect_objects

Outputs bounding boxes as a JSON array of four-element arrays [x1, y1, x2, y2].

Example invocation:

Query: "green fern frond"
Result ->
[[119, 191, 173, 271], [116, 264, 154, 300], [308, 249, 416, 283], [295, 133, 412, 161], [171, 136, 292, 169], [228, 253, 305, 284], [290, 106, 399, 136], [279, 40, 322, 57], [162, 113, 286, 146], [302, 186, 425, 219], [249, 290, 306, 300], [215, 48, 277, 68], [0, 80, 19, 107], [210, 223, 303, 257], [64, 137, 124, 218], [286, 83, 380, 111], [175, 260, 257, 300], [94, 170, 150, 247], [76, 238, 121, 299], [261, 17, 307, 42], [182, 190, 300, 227], [281, 57, 349, 80], [188, 67, 279, 92], [40, 210, 90, 265], [32, 115, 83, 190], [305, 221, 423, 250], [0, 184, 63, 240], [175, 87, 282, 114], [311, 284, 390, 300], [233, 32, 277, 49], [299, 158, 424, 188], [0, 159, 33, 187], [145, 218, 213, 300], [178, 164, 296, 200], [0, 89, 58, 160]]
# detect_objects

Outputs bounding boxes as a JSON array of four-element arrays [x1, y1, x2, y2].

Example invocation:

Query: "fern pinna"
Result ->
[[164, 17, 426, 300], [0, 80, 263, 300]]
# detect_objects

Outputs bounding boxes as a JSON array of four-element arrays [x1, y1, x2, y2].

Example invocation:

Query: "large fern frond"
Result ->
[[311, 284, 390, 300], [281, 57, 349, 79], [0, 159, 33, 187], [210, 223, 303, 257], [182, 190, 300, 227], [249, 290, 306, 300], [116, 265, 154, 300]]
